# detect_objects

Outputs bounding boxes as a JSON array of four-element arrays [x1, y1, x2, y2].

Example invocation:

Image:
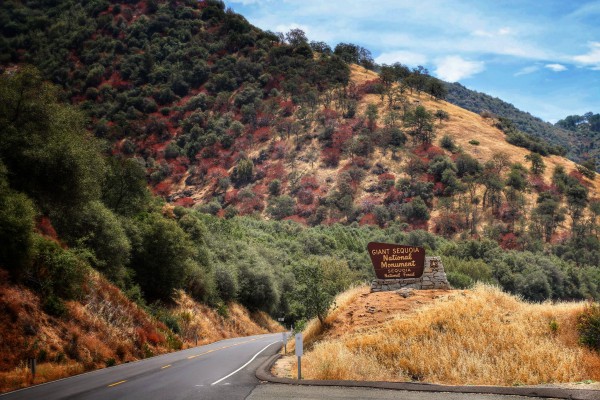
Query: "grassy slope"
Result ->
[[238, 64, 600, 230], [278, 285, 600, 386], [352, 65, 600, 196]]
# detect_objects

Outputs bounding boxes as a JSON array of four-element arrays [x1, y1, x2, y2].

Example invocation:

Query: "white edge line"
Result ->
[[210, 341, 280, 385]]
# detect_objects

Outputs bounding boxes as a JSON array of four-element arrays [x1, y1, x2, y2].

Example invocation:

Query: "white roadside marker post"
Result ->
[[295, 333, 303, 380], [282, 331, 288, 354]]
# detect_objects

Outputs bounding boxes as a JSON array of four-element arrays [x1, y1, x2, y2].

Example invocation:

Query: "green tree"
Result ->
[[232, 158, 254, 185], [365, 103, 378, 131], [530, 193, 565, 242], [525, 152, 546, 175], [566, 179, 589, 232], [130, 213, 196, 302], [404, 105, 435, 146], [267, 195, 296, 220], [0, 162, 36, 274], [62, 201, 131, 283], [293, 262, 334, 324], [0, 67, 105, 213], [102, 157, 150, 216]]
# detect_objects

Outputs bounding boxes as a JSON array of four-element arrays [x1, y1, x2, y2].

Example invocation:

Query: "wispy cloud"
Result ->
[[472, 27, 513, 38], [434, 56, 485, 82], [375, 51, 427, 67], [573, 42, 600, 69], [545, 63, 567, 72], [515, 65, 539, 76]]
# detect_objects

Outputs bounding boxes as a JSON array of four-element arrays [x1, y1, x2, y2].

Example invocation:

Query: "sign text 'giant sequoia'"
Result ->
[[367, 242, 425, 279]]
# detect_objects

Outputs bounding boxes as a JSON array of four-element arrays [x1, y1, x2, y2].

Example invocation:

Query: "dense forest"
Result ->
[[2, 0, 600, 324]]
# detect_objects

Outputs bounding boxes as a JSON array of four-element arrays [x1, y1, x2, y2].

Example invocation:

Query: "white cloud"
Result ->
[[545, 63, 567, 72], [375, 51, 427, 67], [434, 56, 485, 82], [515, 65, 539, 76], [273, 22, 310, 35], [472, 27, 512, 38], [573, 42, 600, 68]]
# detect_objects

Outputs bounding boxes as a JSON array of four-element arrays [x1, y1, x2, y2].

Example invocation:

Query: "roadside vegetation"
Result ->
[[297, 285, 600, 386]]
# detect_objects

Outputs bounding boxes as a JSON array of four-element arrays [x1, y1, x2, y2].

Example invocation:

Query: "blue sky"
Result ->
[[224, 0, 600, 123]]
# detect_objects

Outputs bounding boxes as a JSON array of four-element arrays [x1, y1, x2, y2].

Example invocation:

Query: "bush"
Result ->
[[58, 201, 131, 283], [442, 256, 494, 286], [577, 303, 600, 351], [447, 271, 474, 289], [0, 169, 36, 273], [267, 195, 296, 220], [237, 264, 278, 313], [129, 213, 195, 302], [468, 139, 480, 145], [439, 134, 457, 152], [215, 267, 238, 301], [29, 236, 87, 301]]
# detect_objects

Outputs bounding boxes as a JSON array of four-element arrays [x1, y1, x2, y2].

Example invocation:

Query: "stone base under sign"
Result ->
[[371, 256, 450, 292]]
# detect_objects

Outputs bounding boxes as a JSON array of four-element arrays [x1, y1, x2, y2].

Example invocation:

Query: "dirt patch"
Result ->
[[322, 287, 457, 340]]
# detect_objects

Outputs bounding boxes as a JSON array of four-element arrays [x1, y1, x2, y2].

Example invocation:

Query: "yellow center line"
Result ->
[[161, 364, 171, 369], [108, 380, 127, 387], [184, 337, 264, 362]]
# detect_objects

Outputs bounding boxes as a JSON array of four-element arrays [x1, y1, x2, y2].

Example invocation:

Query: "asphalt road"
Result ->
[[0, 333, 282, 400], [247, 384, 561, 400]]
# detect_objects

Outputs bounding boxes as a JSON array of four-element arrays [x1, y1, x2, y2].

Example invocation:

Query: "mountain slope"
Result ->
[[445, 82, 582, 162]]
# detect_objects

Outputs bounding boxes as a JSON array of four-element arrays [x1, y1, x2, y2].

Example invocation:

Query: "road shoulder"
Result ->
[[256, 354, 599, 400]]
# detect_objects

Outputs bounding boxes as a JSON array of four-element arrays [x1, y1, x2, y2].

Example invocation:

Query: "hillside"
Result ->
[[445, 82, 578, 160], [2, 0, 599, 246], [556, 111, 600, 168], [275, 285, 600, 387]]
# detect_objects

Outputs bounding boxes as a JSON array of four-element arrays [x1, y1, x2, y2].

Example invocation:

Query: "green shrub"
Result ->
[[237, 264, 278, 313], [577, 303, 600, 351], [30, 236, 87, 301], [442, 256, 494, 285], [469, 139, 480, 145], [0, 167, 36, 273], [215, 267, 238, 301], [439, 134, 457, 152], [43, 295, 68, 317], [447, 271, 474, 289]]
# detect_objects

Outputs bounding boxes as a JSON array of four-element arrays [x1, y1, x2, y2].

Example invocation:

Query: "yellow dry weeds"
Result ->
[[299, 285, 600, 386]]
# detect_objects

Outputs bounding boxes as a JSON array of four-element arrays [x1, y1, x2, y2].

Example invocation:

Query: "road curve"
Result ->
[[0, 333, 282, 400]]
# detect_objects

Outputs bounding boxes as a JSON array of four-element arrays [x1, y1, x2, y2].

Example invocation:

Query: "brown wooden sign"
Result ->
[[367, 242, 425, 279]]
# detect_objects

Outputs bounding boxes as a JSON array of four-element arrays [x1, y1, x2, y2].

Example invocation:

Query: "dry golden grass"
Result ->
[[171, 290, 283, 348], [299, 285, 600, 385], [0, 362, 85, 392], [294, 285, 367, 352]]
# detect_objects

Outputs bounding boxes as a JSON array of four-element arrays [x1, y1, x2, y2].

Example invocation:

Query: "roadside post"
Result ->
[[282, 331, 288, 354], [295, 333, 303, 380], [28, 358, 36, 382]]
